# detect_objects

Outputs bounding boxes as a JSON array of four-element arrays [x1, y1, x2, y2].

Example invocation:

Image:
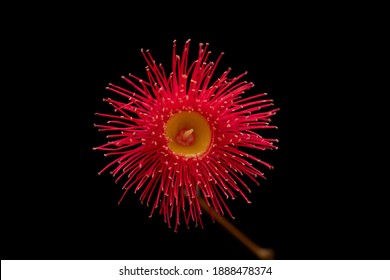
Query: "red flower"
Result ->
[[95, 40, 278, 231]]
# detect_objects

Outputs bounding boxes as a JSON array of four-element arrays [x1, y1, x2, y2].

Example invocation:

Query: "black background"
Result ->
[[2, 5, 388, 260]]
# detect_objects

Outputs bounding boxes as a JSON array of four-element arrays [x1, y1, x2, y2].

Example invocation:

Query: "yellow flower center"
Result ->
[[165, 111, 212, 158]]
